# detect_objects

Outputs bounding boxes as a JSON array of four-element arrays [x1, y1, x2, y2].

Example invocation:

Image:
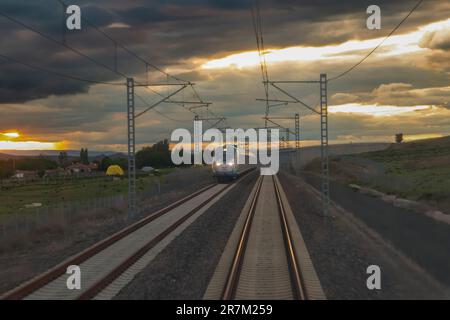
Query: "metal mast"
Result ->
[[295, 113, 300, 150], [266, 74, 330, 216], [127, 78, 136, 218], [320, 74, 330, 215]]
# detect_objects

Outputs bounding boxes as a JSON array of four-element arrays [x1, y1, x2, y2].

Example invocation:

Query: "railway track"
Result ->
[[204, 175, 325, 300], [1, 167, 256, 300]]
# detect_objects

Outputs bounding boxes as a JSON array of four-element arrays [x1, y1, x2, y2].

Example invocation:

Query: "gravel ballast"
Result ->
[[115, 171, 259, 300]]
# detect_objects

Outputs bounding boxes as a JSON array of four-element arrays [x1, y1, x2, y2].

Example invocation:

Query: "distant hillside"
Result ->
[[0, 153, 19, 160], [360, 135, 450, 162], [312, 135, 450, 213], [0, 150, 126, 161]]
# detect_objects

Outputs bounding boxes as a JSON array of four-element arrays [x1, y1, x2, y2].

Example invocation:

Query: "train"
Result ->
[[211, 144, 240, 183]]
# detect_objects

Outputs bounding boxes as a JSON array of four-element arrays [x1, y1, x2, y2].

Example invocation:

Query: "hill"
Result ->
[[0, 150, 126, 161], [308, 136, 450, 213]]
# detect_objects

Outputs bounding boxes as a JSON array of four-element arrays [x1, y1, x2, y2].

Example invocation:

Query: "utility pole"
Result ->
[[320, 74, 330, 216], [127, 78, 136, 218], [265, 74, 330, 216], [295, 113, 300, 150]]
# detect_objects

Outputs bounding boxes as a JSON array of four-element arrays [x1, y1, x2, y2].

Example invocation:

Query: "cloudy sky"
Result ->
[[0, 0, 449, 151]]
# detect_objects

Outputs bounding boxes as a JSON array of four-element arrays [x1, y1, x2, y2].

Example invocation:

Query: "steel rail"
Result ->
[[221, 175, 263, 300], [273, 176, 306, 300], [2, 167, 256, 300], [78, 167, 256, 299], [1, 183, 216, 300], [221, 175, 307, 300]]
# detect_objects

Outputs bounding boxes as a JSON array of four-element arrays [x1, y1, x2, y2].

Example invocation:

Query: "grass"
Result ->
[[0, 168, 175, 216], [357, 136, 450, 203]]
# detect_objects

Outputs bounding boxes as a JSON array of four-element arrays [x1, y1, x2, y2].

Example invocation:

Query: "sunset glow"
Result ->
[[202, 18, 450, 70], [0, 140, 64, 151], [329, 104, 431, 117], [1, 132, 20, 138], [1, 2, 449, 149]]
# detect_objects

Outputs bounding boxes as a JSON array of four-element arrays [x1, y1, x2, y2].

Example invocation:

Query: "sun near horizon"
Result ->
[[0, 131, 66, 151]]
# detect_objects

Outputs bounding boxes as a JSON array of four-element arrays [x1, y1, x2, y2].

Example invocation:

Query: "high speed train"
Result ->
[[212, 144, 240, 182]]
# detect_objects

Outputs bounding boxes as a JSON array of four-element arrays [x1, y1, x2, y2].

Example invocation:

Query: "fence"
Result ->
[[0, 167, 214, 246]]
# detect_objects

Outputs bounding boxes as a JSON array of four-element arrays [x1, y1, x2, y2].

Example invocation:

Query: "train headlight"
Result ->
[[215, 162, 221, 166], [227, 162, 234, 166]]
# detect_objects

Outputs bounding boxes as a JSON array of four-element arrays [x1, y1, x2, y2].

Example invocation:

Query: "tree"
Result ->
[[15, 158, 58, 171], [58, 151, 68, 167], [100, 156, 112, 171], [79, 148, 89, 164], [84, 148, 89, 164], [100, 156, 127, 172], [395, 133, 404, 144], [0, 159, 14, 179], [136, 139, 172, 169]]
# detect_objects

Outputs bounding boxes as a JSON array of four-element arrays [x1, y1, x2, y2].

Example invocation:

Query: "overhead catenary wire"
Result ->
[[135, 93, 185, 123], [55, 0, 189, 84], [0, 6, 215, 120], [0, 52, 124, 86], [328, 0, 424, 82], [0, 10, 124, 80], [0, 49, 198, 122], [250, 0, 270, 117]]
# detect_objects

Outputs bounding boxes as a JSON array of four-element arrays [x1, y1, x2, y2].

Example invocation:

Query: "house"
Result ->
[[88, 163, 99, 171], [44, 168, 66, 178], [13, 170, 38, 180], [66, 163, 91, 175]]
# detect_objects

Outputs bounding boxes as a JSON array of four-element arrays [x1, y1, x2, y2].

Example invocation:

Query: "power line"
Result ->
[[55, 0, 189, 84], [0, 6, 205, 120], [0, 50, 192, 122], [0, 52, 124, 86], [135, 93, 185, 122], [57, 0, 215, 117], [328, 0, 424, 82], [0, 3, 223, 123], [135, 85, 188, 118], [142, 84, 202, 116], [0, 10, 123, 80], [250, 0, 272, 127]]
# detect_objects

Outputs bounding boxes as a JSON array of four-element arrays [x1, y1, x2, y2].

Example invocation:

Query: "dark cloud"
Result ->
[[0, 0, 448, 103], [1, 0, 450, 148]]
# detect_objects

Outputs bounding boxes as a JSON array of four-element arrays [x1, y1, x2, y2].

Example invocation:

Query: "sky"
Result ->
[[0, 0, 449, 151]]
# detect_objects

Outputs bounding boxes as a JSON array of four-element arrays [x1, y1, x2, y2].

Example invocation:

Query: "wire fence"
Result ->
[[0, 167, 213, 248]]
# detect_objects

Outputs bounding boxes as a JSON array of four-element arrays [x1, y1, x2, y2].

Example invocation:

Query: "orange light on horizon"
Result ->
[[329, 104, 431, 117], [1, 132, 20, 138], [0, 140, 66, 151]]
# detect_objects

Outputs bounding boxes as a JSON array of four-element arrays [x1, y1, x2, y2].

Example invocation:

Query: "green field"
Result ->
[[0, 169, 174, 216], [357, 136, 450, 204]]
